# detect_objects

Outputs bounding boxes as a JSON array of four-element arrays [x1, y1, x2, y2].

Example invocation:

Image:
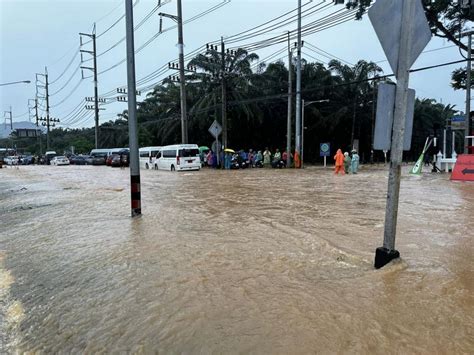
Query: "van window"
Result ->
[[163, 150, 176, 158], [179, 148, 199, 157], [151, 150, 160, 158], [139, 151, 149, 158]]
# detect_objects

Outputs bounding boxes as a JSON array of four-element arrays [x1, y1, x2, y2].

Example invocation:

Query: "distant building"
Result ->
[[0, 121, 45, 139]]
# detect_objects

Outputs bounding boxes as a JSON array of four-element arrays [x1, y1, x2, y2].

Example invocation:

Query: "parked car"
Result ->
[[70, 155, 89, 165], [91, 156, 106, 165], [110, 154, 122, 167], [4, 156, 19, 165], [50, 156, 70, 166], [44, 151, 57, 165], [20, 155, 34, 165], [106, 154, 115, 166]]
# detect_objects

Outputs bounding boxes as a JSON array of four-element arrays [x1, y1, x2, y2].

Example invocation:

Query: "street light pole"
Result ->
[[302, 99, 329, 168], [0, 80, 31, 87]]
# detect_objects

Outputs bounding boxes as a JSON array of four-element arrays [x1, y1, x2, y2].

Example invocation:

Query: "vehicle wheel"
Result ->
[[145, 163, 149, 169], [154, 164, 158, 170], [171, 165, 175, 171]]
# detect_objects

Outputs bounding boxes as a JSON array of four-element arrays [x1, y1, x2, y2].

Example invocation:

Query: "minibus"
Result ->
[[139, 146, 161, 169], [156, 144, 201, 171]]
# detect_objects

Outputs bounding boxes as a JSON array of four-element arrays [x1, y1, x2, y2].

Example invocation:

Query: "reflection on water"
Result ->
[[0, 165, 473, 353]]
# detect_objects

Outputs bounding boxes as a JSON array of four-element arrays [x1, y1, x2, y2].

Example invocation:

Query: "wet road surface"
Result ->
[[0, 164, 473, 353]]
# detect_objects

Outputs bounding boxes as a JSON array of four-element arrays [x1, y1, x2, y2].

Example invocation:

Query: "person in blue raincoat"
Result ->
[[351, 149, 360, 174], [224, 152, 232, 169]]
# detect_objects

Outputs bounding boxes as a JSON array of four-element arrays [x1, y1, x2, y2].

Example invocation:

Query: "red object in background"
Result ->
[[451, 154, 474, 181]]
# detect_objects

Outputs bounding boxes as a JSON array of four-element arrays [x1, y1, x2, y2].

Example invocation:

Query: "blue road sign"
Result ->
[[320, 143, 330, 157]]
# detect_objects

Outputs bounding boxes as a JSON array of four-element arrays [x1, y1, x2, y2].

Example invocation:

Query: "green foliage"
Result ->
[[451, 67, 474, 90], [5, 49, 456, 162]]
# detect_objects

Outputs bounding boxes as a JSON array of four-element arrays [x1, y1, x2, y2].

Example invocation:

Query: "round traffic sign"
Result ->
[[320, 143, 330, 153]]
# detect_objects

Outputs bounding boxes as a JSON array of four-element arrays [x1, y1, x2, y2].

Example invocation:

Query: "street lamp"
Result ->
[[302, 99, 329, 168], [0, 80, 31, 87]]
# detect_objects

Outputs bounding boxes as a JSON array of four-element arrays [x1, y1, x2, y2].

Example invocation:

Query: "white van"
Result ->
[[90, 148, 125, 157], [157, 144, 201, 171], [139, 146, 161, 170]]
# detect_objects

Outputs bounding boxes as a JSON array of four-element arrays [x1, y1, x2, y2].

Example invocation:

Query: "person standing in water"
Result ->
[[263, 147, 272, 168], [343, 152, 351, 174], [351, 149, 360, 174], [334, 149, 345, 175]]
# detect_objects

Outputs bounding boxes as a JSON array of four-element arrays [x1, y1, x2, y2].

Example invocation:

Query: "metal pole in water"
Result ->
[[465, 32, 472, 153], [125, 0, 141, 217], [375, 0, 415, 268], [287, 31, 293, 168], [295, 0, 302, 166], [301, 99, 305, 168]]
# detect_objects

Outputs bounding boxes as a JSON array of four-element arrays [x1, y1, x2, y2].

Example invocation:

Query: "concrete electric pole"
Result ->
[[295, 0, 302, 167], [125, 0, 141, 217], [80, 27, 100, 149], [287, 32, 293, 168], [159, 1, 188, 144]]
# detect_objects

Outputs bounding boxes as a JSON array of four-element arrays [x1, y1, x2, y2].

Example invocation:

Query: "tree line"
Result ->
[[3, 51, 458, 163]]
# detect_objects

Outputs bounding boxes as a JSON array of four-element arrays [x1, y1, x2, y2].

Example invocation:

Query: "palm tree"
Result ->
[[187, 47, 259, 146], [328, 59, 383, 152]]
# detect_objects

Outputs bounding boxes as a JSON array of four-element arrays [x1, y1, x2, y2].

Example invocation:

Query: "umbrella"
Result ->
[[199, 146, 210, 152], [224, 148, 235, 154]]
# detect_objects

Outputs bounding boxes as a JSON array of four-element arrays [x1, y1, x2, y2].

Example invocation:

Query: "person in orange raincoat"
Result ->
[[294, 150, 301, 168], [334, 149, 345, 174]]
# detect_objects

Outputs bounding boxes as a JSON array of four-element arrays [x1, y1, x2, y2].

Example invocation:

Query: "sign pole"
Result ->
[[216, 134, 219, 166], [375, 0, 415, 268], [324, 155, 326, 168]]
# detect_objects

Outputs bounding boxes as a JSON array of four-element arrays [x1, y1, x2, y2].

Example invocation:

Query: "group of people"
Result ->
[[333, 149, 360, 175], [203, 147, 297, 169]]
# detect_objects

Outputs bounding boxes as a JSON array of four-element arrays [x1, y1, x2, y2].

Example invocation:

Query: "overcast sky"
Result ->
[[0, 0, 470, 129]]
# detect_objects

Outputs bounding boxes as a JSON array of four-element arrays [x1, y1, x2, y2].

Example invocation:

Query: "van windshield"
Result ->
[[179, 149, 199, 157]]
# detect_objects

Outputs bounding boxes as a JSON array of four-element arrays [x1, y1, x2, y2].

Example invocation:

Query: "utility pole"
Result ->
[[351, 99, 357, 149], [465, 31, 472, 153], [35, 71, 50, 150], [45, 67, 51, 150], [377, 0, 416, 267], [6, 107, 13, 130], [80, 27, 100, 148], [125, 0, 141, 217], [295, 0, 302, 167], [35, 97, 42, 155], [159, 1, 188, 144], [34, 98, 39, 127], [287, 32, 293, 167], [221, 37, 227, 148], [177, 0, 188, 144]]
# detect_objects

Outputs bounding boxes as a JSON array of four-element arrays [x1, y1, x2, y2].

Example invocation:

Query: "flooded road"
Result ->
[[0, 164, 473, 353]]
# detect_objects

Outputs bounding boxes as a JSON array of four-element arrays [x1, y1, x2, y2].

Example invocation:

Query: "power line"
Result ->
[[98, 1, 229, 76], [50, 63, 82, 96], [50, 79, 84, 108], [305, 41, 353, 66], [49, 48, 81, 85], [302, 50, 328, 64]]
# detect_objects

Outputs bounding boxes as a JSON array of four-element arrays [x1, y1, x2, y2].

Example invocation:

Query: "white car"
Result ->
[[3, 156, 19, 165], [50, 156, 70, 166]]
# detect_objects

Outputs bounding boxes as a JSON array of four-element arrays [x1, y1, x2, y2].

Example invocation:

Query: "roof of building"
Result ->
[[0, 121, 45, 139]]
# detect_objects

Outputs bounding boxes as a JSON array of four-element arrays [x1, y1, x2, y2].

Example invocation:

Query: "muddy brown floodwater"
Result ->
[[0, 164, 472, 353]]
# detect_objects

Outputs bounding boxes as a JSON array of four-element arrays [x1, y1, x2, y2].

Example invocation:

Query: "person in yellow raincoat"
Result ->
[[334, 149, 345, 174]]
